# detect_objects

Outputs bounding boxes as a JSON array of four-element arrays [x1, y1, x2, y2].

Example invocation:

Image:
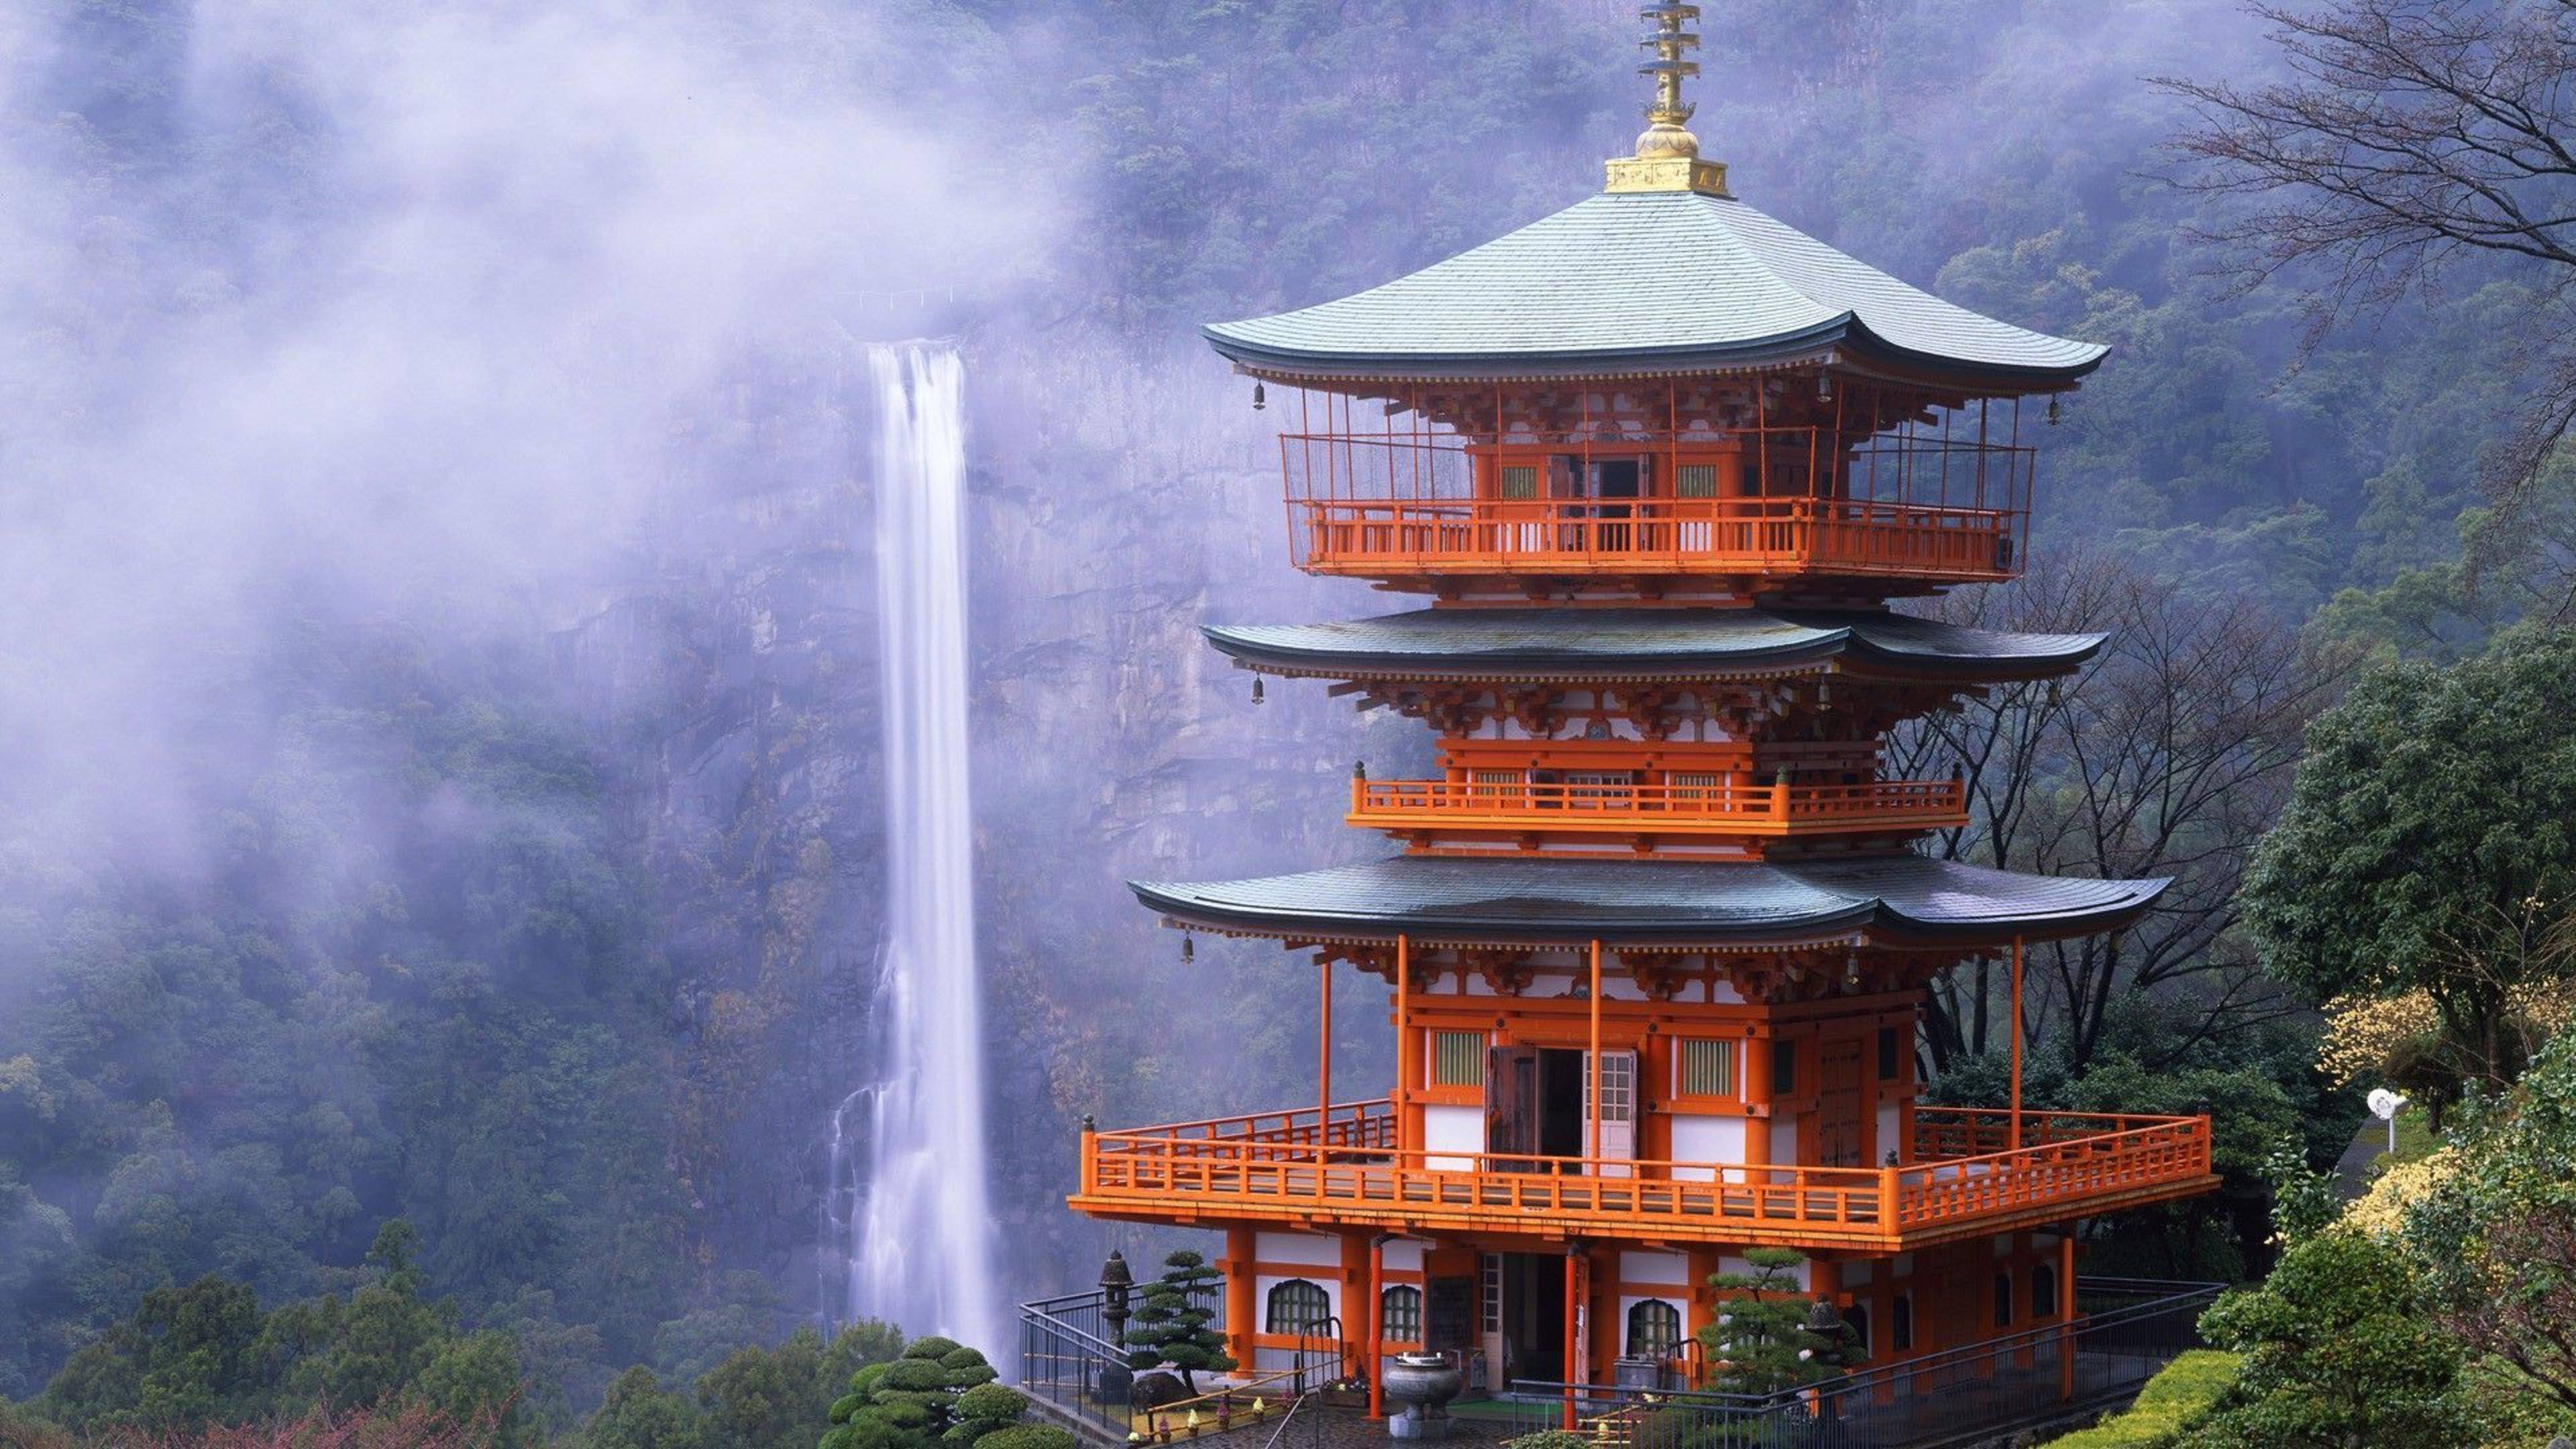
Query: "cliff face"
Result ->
[[564, 331, 1424, 1322]]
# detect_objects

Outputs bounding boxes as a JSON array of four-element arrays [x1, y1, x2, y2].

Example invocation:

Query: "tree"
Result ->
[[2242, 625, 2576, 1120], [582, 1366, 706, 1449], [819, 1334, 1008, 1449], [2402, 1032, 2576, 1419], [2184, 1230, 2467, 1448], [2159, 0, 2576, 504], [1120, 1251, 1234, 1394], [1695, 1249, 1857, 1399], [1890, 551, 2328, 1075]]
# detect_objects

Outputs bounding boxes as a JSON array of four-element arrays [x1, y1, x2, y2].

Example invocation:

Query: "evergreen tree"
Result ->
[[1121, 1250, 1234, 1394], [1696, 1249, 1858, 1398], [820, 1334, 1011, 1449], [582, 1366, 706, 1449]]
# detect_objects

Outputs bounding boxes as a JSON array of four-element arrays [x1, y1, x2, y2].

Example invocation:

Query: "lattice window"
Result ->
[[1481, 1255, 1503, 1334], [1266, 1279, 1332, 1336], [1432, 1030, 1486, 1087], [1676, 464, 1719, 498], [1563, 770, 1633, 808], [1625, 1299, 1682, 1358], [1381, 1285, 1424, 1344], [1499, 465, 1540, 500], [1469, 769, 1524, 803], [1678, 1038, 1738, 1098], [1591, 1051, 1634, 1121], [1666, 771, 1726, 804]]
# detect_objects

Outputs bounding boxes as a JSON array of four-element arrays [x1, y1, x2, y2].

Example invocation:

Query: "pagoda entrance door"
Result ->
[[1487, 1046, 1586, 1167], [1495, 1252, 1566, 1385]]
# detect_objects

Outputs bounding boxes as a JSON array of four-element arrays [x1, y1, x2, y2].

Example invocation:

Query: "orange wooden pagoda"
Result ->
[[1069, 5, 2216, 1414]]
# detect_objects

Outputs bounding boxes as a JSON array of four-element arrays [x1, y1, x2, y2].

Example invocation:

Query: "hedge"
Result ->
[[2043, 1351, 2241, 1448]]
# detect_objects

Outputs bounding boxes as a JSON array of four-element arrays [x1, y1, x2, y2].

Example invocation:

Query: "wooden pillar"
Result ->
[[2008, 936, 2025, 1152], [1366, 1236, 1387, 1418], [1226, 1227, 1257, 1372], [2057, 1228, 2079, 1401], [1745, 1025, 1772, 1169], [1319, 957, 1332, 1130], [1395, 934, 1412, 1152], [1560, 1246, 1587, 1429]]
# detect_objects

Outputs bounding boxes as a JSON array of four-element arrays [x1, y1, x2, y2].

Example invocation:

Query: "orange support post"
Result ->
[[1366, 1235, 1387, 1418], [1319, 957, 1332, 1130], [2057, 1229, 2078, 1401], [1562, 1247, 1584, 1430], [2009, 935, 2025, 1152], [1226, 1227, 1256, 1373], [1395, 934, 1411, 1151]]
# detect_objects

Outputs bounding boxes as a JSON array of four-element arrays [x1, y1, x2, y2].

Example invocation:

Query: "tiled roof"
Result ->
[[1201, 607, 2104, 680], [1131, 855, 2167, 947], [1204, 191, 2105, 384]]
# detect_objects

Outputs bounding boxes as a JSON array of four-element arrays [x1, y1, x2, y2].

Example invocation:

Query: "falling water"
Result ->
[[828, 340, 1002, 1355]]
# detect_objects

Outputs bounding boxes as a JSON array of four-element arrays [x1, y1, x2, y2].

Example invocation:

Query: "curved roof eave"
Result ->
[[1126, 857, 2169, 951], [1197, 610, 2110, 682], [1203, 314, 2105, 390]]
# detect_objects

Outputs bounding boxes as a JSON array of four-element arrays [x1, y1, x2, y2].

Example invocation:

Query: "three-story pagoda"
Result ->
[[1069, 6, 2217, 1419]]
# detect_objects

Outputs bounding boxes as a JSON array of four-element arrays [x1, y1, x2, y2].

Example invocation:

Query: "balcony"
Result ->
[[1348, 775, 1969, 839], [1278, 425, 2032, 588], [1070, 1102, 2215, 1253]]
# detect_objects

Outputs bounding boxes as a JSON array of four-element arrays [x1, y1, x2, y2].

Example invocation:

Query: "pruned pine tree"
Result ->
[[1697, 1248, 1859, 1399], [1121, 1251, 1236, 1393]]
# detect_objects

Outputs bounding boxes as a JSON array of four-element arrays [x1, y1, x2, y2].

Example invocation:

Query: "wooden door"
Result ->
[[1589, 1049, 1639, 1177], [1489, 1046, 1540, 1169], [1818, 1039, 1864, 1168]]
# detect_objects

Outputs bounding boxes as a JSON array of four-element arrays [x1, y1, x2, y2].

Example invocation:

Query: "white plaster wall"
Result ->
[[1383, 1239, 1427, 1273], [1770, 1118, 1800, 1165], [1876, 1103, 1900, 1161], [1256, 1231, 1342, 1268], [1620, 1250, 1689, 1285], [1424, 1105, 1483, 1171], [1668, 1113, 1744, 1180]]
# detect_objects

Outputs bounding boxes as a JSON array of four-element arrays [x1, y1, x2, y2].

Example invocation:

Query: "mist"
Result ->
[[1, 0, 2402, 1421]]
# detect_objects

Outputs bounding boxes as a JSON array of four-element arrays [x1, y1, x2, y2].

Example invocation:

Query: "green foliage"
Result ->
[[2244, 626, 2576, 1114], [2400, 1032, 2576, 1427], [970, 1426, 1077, 1449], [26, 1220, 533, 1443], [1121, 1251, 1234, 1393], [818, 1334, 1017, 1449], [584, 1366, 707, 1449], [2043, 1350, 2239, 1448], [1503, 1433, 1595, 1449], [2183, 1232, 2467, 1448], [2259, 1144, 2341, 1248], [1695, 1249, 1857, 1399]]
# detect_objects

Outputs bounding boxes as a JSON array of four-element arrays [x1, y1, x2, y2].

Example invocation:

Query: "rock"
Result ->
[[1129, 1371, 1191, 1411]]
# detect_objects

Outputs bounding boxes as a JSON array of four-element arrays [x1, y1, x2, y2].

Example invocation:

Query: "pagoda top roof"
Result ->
[[1203, 606, 2104, 682], [1203, 190, 2107, 388], [1132, 854, 2166, 950]]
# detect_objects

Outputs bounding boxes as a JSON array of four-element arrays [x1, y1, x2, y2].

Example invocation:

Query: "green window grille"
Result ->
[[1626, 1299, 1682, 1358], [1381, 1285, 1424, 1343], [1266, 1279, 1332, 1336], [1499, 465, 1540, 500], [1678, 1038, 1737, 1098], [1676, 464, 1719, 498], [1433, 1030, 1486, 1087]]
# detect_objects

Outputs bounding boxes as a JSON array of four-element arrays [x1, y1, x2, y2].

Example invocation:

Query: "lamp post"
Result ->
[[2368, 1087, 2408, 1156], [1099, 1250, 1136, 1404]]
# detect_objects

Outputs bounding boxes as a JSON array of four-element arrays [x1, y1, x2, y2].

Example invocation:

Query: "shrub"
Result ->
[[2043, 1351, 2239, 1446], [972, 1427, 1077, 1449], [1503, 1432, 1593, 1449]]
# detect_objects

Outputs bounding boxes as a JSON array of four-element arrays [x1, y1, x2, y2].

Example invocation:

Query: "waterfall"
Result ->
[[831, 340, 1002, 1356]]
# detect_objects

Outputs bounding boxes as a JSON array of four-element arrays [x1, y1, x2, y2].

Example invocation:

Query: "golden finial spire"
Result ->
[[1605, 3, 1731, 197]]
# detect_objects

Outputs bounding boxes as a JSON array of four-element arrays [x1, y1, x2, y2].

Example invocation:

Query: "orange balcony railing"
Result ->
[[1295, 496, 2016, 581], [1348, 776, 1968, 838], [1276, 422, 2033, 585], [1070, 1102, 2215, 1252]]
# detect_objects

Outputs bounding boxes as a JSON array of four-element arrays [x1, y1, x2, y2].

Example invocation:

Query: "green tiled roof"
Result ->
[[1202, 607, 2104, 680], [1132, 855, 2166, 948], [1205, 190, 2106, 384]]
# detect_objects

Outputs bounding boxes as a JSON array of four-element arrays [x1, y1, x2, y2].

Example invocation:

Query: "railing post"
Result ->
[[1878, 1165, 1898, 1228]]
